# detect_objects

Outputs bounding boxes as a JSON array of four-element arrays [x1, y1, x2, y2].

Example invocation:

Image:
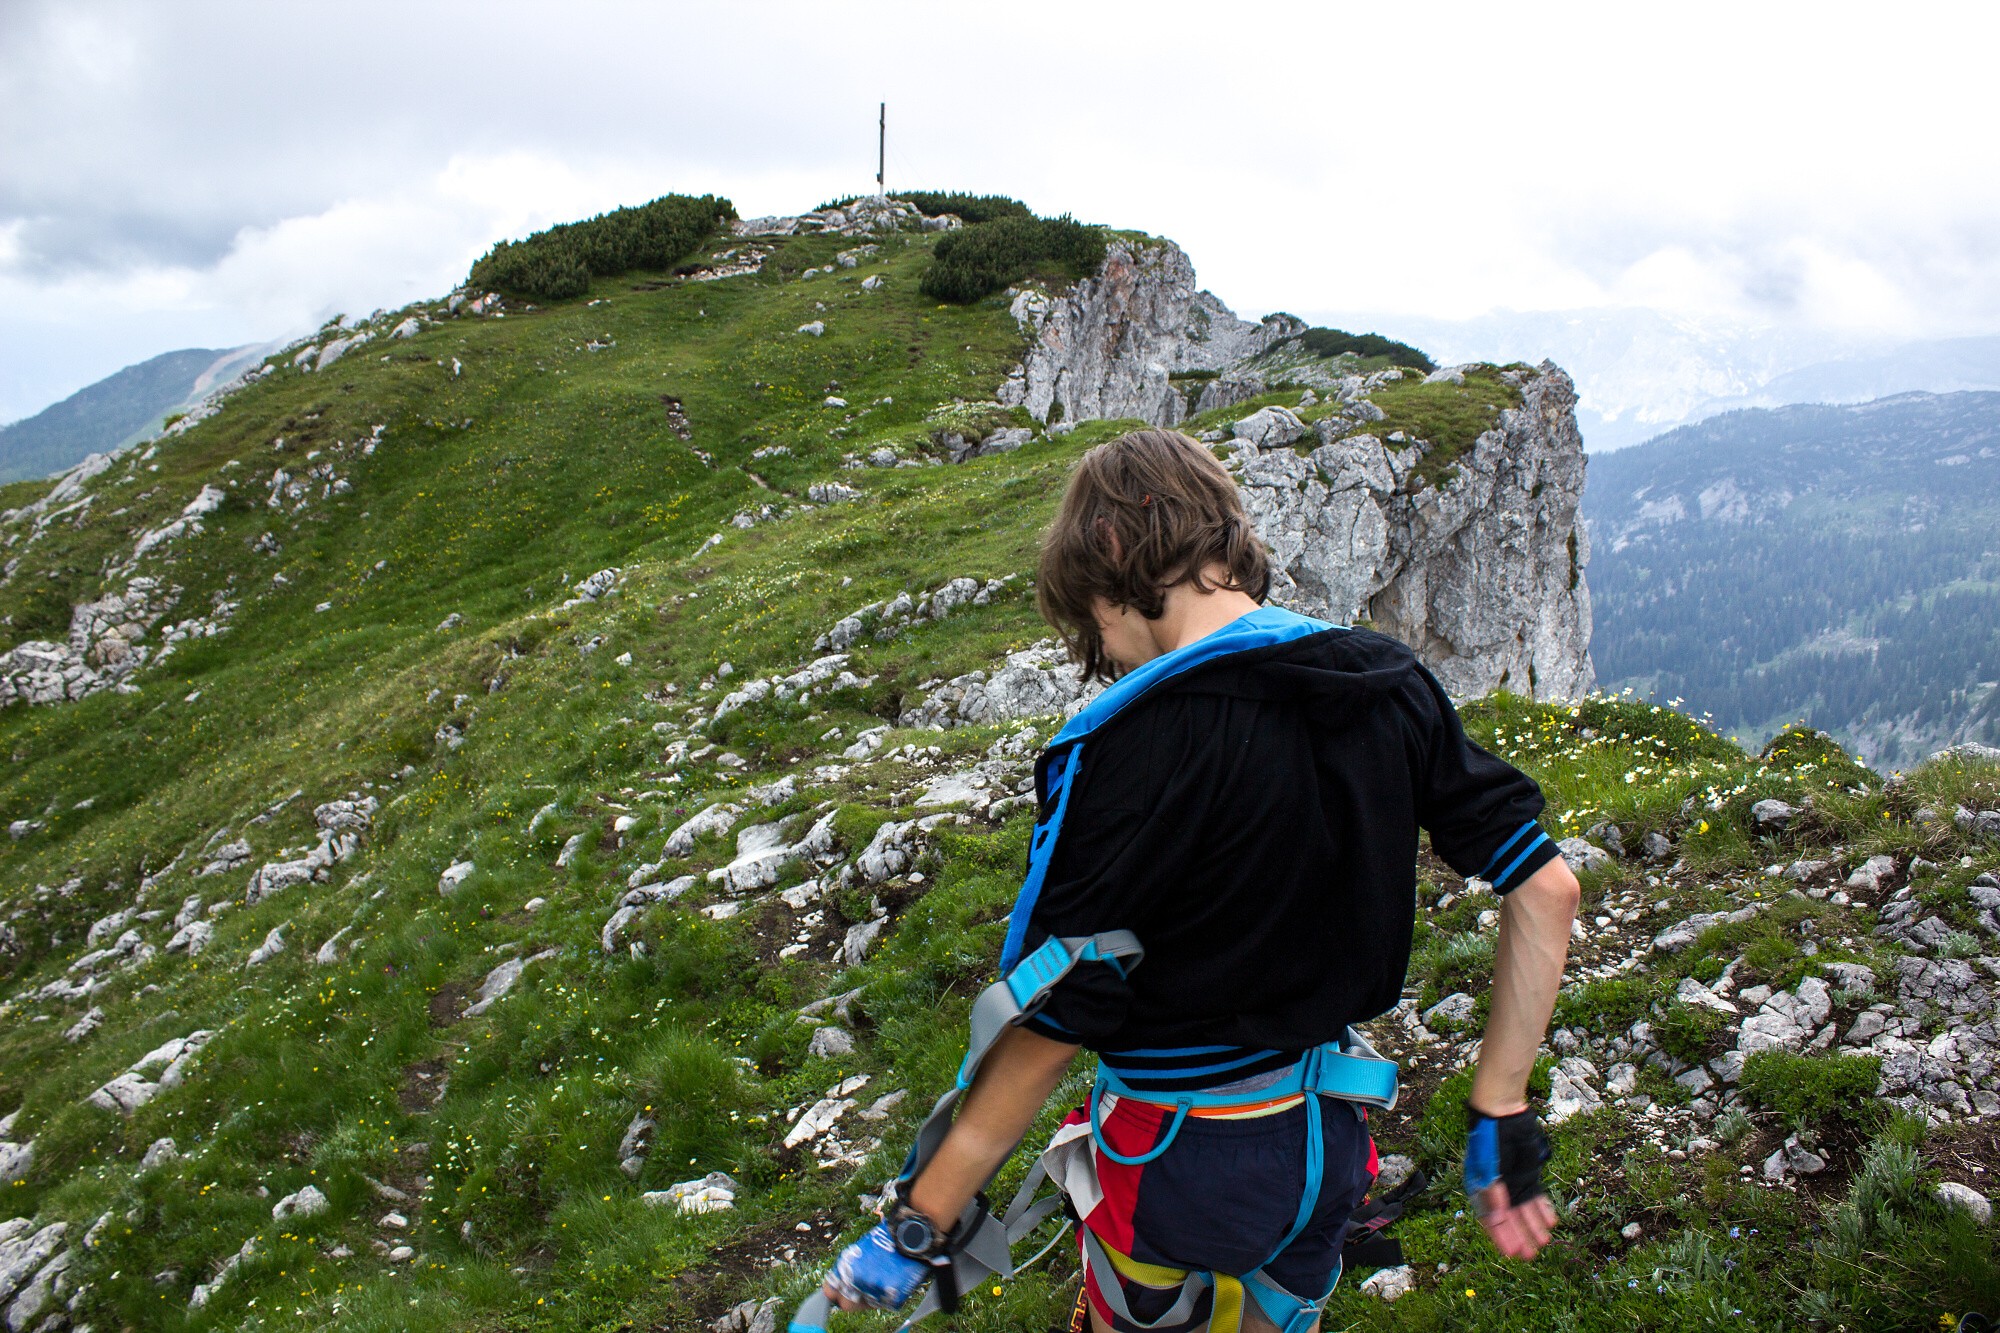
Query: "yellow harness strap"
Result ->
[[1096, 1235, 1248, 1333]]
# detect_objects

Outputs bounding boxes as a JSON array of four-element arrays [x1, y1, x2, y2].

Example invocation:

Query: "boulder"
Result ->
[[464, 947, 558, 1016], [645, 1171, 740, 1215], [272, 1184, 329, 1220], [1557, 838, 1613, 875], [1846, 854, 1897, 892], [707, 819, 801, 893], [244, 923, 288, 967], [1422, 992, 1476, 1027], [0, 1140, 30, 1186], [664, 803, 742, 857], [1230, 406, 1308, 449], [1937, 1181, 1993, 1224], [807, 1026, 856, 1059], [1750, 799, 1797, 831]]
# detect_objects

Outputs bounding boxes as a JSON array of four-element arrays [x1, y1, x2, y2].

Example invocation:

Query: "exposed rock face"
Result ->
[[0, 576, 177, 706], [997, 238, 1298, 428], [995, 237, 1593, 701], [1229, 366, 1592, 700]]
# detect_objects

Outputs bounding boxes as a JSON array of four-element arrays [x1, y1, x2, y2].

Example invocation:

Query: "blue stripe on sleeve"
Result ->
[[1476, 819, 1539, 881], [1491, 830, 1553, 893]]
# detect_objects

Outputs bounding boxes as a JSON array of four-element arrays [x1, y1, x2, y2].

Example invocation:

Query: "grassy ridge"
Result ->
[[0, 211, 1993, 1333]]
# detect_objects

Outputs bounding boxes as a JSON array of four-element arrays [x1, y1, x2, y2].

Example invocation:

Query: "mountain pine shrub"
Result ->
[[468, 194, 736, 300], [895, 192, 1034, 224], [1284, 326, 1437, 373], [920, 214, 1107, 304], [1739, 1050, 1883, 1127]]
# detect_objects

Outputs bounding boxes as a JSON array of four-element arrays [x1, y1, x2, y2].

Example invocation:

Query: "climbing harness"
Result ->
[[789, 930, 1146, 1333], [792, 607, 1402, 1333]]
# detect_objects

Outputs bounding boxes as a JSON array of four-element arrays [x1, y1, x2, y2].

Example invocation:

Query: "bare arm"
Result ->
[[827, 1024, 1078, 1308], [1468, 854, 1580, 1259]]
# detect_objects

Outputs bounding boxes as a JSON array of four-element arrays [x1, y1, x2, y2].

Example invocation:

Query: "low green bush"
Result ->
[[1408, 929, 1495, 1008], [1553, 977, 1653, 1035], [896, 192, 1034, 224], [1576, 696, 1743, 762], [468, 194, 735, 301], [1760, 725, 1876, 787], [920, 214, 1107, 304], [1740, 1050, 1883, 1125], [1654, 1002, 1731, 1064], [1284, 326, 1435, 373]]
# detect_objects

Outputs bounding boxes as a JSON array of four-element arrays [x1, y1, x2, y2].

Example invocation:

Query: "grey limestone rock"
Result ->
[[1558, 839, 1613, 875], [1937, 1181, 1993, 1224], [1895, 956, 1993, 1020], [807, 1026, 856, 1059], [899, 640, 1098, 730], [1751, 799, 1797, 831], [1653, 905, 1763, 953], [664, 803, 743, 858], [465, 947, 559, 1017], [0, 1139, 30, 1186], [707, 819, 800, 894], [1230, 406, 1308, 449], [1422, 992, 1476, 1027], [1231, 368, 1593, 701], [272, 1184, 329, 1220], [618, 1111, 655, 1178], [244, 924, 287, 968], [0, 1223, 64, 1309], [1846, 854, 1897, 892]]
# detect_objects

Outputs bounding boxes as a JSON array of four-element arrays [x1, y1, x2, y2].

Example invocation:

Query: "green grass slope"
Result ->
[[0, 205, 1994, 1333]]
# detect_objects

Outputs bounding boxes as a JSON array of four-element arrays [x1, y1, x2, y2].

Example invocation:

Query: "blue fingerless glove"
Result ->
[[827, 1222, 932, 1311], [1464, 1102, 1551, 1210]]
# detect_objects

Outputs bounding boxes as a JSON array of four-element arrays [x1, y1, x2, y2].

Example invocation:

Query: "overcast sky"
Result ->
[[6, 0, 2000, 425]]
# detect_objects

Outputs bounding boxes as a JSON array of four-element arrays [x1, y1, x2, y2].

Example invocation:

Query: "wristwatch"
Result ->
[[884, 1201, 948, 1260]]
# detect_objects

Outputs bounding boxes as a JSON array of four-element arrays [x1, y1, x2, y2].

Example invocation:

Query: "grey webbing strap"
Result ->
[[1078, 1228, 1210, 1330], [887, 932, 1143, 1331], [902, 931, 1144, 1189]]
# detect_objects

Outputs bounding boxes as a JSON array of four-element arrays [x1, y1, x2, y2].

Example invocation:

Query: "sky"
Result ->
[[6, 0, 2000, 428]]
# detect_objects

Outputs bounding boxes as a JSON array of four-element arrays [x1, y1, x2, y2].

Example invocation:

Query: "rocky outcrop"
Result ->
[[997, 238, 1298, 428], [1226, 365, 1592, 699], [0, 576, 176, 706], [993, 239, 1593, 701]]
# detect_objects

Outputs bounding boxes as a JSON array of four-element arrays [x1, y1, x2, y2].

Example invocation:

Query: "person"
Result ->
[[815, 429, 1580, 1333]]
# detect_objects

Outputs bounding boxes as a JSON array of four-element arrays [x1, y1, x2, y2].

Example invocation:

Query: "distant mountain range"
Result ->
[[1585, 390, 2000, 767], [0, 344, 264, 485], [1305, 307, 2000, 451]]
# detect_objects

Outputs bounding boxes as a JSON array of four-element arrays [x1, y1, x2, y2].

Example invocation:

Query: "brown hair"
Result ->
[[1036, 428, 1270, 682]]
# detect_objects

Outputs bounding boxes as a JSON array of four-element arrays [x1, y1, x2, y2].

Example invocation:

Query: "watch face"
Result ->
[[892, 1214, 935, 1256]]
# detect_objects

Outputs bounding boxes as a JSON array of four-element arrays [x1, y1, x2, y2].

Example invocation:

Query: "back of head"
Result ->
[[1037, 429, 1270, 681]]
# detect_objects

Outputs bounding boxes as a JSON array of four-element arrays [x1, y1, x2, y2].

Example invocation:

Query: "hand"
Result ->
[[822, 1223, 931, 1312], [1464, 1103, 1557, 1261], [1472, 1177, 1559, 1259]]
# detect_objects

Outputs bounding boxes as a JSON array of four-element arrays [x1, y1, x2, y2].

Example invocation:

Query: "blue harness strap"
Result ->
[[1081, 1027, 1399, 1333], [998, 605, 1342, 974], [998, 743, 1086, 974]]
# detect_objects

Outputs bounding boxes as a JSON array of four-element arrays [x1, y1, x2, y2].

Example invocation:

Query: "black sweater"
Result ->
[[1017, 625, 1557, 1082]]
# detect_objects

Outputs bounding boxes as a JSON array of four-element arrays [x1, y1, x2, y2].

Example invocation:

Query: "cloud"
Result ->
[[6, 0, 2000, 422]]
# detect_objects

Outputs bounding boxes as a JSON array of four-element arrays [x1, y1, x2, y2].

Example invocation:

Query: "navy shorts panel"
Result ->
[[1124, 1095, 1374, 1294]]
